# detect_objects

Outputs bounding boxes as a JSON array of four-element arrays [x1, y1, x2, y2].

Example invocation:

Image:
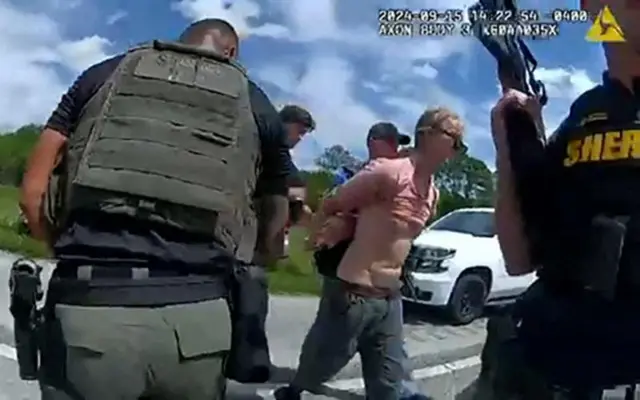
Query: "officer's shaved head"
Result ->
[[179, 18, 240, 59]]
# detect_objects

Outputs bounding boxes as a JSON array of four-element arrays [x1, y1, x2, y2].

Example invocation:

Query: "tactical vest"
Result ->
[[55, 40, 260, 257]]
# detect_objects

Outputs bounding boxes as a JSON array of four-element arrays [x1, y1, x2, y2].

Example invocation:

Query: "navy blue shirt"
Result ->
[[46, 55, 294, 268]]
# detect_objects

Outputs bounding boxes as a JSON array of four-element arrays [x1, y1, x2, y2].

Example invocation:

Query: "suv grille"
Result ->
[[403, 245, 454, 272]]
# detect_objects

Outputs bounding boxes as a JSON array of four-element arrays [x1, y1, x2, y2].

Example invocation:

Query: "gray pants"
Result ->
[[399, 299, 419, 398], [39, 299, 231, 400], [292, 278, 403, 400]]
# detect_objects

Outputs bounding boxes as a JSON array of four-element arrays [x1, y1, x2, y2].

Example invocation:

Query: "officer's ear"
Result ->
[[227, 45, 237, 59]]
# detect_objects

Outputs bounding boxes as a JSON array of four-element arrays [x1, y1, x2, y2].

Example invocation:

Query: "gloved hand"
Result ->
[[491, 89, 543, 154]]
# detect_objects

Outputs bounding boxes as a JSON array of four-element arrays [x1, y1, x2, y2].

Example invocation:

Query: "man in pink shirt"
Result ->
[[275, 108, 465, 400], [366, 123, 431, 400]]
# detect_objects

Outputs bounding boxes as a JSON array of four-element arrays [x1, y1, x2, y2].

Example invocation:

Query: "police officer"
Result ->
[[226, 104, 316, 383], [486, 0, 640, 397], [280, 104, 316, 253], [280, 104, 316, 149], [19, 18, 293, 399]]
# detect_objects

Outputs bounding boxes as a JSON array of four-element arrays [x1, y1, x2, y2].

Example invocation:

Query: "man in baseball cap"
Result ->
[[368, 121, 431, 400], [367, 122, 411, 159]]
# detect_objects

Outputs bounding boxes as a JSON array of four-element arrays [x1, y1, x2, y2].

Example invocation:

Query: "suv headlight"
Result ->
[[404, 245, 456, 273]]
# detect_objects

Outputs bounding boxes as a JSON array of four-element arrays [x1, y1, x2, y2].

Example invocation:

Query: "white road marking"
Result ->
[[255, 355, 481, 397], [0, 344, 16, 361], [0, 341, 482, 397]]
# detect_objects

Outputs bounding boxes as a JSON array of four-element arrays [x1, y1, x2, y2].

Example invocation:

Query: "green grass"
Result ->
[[0, 185, 49, 258], [0, 184, 320, 294], [267, 227, 320, 295], [0, 185, 20, 224]]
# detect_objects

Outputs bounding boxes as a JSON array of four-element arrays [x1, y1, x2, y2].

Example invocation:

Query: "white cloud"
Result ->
[[536, 67, 598, 100], [269, 54, 380, 152], [173, 0, 478, 166], [0, 0, 111, 131], [56, 35, 113, 73], [481, 66, 599, 149], [49, 0, 82, 10], [413, 63, 438, 80], [533, 67, 598, 135], [106, 9, 127, 25]]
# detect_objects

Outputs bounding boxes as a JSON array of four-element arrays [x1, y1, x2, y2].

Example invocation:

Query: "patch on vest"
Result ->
[[563, 129, 640, 167]]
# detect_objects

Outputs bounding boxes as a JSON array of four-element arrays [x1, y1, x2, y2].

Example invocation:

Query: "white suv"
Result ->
[[401, 207, 536, 324]]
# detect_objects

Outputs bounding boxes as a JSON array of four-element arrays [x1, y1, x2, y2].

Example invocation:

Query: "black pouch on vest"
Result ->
[[225, 264, 271, 383], [580, 215, 626, 301], [313, 240, 352, 278]]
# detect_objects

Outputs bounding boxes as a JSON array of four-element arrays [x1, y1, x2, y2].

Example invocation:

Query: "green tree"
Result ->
[[314, 145, 364, 172], [310, 145, 495, 220], [433, 153, 495, 219], [298, 170, 333, 211], [0, 125, 41, 186]]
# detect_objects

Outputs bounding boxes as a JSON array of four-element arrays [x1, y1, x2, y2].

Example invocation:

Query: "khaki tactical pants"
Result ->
[[39, 299, 231, 400]]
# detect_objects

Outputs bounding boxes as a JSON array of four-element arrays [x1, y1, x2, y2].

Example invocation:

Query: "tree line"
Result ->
[[0, 126, 495, 221], [309, 144, 494, 220], [0, 125, 40, 187]]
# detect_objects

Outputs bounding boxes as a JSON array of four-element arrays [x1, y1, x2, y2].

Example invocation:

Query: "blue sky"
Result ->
[[1, 0, 605, 169]]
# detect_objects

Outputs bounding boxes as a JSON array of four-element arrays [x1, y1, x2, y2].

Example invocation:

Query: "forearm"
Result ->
[[254, 195, 289, 262], [495, 152, 534, 275], [18, 191, 47, 242]]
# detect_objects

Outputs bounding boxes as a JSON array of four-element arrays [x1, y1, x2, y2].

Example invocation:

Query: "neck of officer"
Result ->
[[605, 44, 640, 91]]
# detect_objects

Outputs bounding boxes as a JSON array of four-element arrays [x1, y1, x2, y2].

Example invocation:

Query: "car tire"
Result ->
[[447, 273, 488, 325]]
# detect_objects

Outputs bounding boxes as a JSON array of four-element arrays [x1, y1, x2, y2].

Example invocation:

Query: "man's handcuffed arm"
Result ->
[[321, 163, 396, 216]]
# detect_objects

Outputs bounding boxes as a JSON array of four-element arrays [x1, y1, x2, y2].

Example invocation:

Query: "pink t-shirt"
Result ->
[[321, 157, 438, 290]]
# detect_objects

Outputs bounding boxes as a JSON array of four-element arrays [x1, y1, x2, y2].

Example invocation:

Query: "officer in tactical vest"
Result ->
[[19, 18, 293, 400], [483, 0, 640, 397]]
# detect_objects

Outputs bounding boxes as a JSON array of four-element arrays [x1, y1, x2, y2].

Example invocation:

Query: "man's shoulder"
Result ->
[[548, 84, 608, 141], [82, 54, 124, 81], [362, 157, 406, 174], [248, 79, 265, 96], [566, 84, 609, 121], [73, 54, 125, 94], [247, 80, 273, 108], [247, 79, 279, 129]]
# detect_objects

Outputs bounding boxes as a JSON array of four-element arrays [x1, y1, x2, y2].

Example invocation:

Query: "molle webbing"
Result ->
[[64, 41, 259, 253]]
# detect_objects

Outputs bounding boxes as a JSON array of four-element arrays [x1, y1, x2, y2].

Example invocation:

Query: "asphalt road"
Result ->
[[0, 252, 636, 399]]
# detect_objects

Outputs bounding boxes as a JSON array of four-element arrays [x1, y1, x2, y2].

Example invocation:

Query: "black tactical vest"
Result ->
[[537, 75, 640, 294]]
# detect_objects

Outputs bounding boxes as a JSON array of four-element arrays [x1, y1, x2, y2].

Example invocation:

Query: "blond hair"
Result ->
[[414, 107, 464, 147]]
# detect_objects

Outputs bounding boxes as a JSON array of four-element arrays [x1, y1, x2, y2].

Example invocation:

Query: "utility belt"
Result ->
[[540, 213, 640, 302], [9, 260, 228, 381], [48, 264, 229, 307], [10, 258, 272, 384]]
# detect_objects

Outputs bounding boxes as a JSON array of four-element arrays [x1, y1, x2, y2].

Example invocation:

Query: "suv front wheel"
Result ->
[[447, 273, 488, 325]]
